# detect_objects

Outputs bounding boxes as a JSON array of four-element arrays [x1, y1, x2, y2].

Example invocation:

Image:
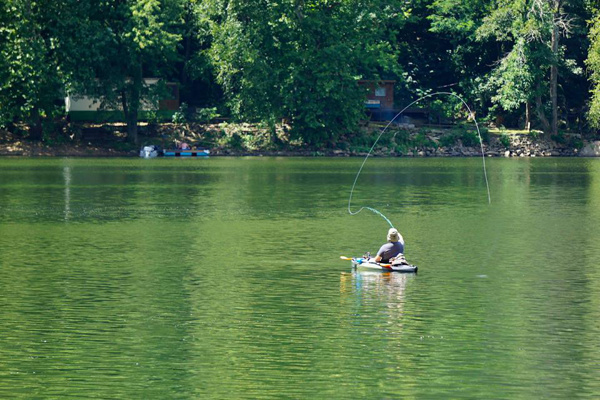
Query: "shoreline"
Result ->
[[1, 125, 599, 157], [2, 143, 599, 158], [0, 145, 597, 158], [1, 146, 597, 158]]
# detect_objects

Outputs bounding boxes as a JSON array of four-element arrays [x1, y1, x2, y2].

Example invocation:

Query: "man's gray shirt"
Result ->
[[376, 241, 404, 262]]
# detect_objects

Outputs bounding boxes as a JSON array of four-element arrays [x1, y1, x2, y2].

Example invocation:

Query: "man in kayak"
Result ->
[[373, 228, 404, 264]]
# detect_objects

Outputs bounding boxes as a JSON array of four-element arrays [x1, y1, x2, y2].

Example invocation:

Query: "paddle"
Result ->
[[341, 255, 392, 269]]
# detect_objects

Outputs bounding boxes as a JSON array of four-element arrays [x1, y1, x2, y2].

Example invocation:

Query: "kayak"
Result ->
[[139, 146, 210, 158], [163, 149, 210, 157], [351, 257, 418, 273]]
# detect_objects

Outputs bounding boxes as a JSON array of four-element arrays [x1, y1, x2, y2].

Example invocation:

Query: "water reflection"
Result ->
[[63, 164, 71, 221], [341, 270, 413, 301], [340, 270, 416, 339]]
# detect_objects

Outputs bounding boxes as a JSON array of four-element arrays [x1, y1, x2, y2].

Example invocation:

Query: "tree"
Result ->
[[428, 0, 497, 100], [201, 0, 402, 146], [71, 0, 184, 143], [477, 0, 578, 135], [173, 0, 223, 108], [587, 7, 600, 129], [0, 0, 70, 139]]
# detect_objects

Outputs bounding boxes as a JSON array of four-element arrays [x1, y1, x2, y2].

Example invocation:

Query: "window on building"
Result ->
[[375, 87, 386, 97]]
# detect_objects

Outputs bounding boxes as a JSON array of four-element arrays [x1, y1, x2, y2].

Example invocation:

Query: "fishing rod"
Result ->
[[348, 92, 491, 227]]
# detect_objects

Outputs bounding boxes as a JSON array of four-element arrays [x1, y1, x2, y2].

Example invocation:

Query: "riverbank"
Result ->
[[1, 122, 599, 157]]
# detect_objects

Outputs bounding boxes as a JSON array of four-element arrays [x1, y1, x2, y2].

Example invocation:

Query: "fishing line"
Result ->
[[348, 92, 491, 227]]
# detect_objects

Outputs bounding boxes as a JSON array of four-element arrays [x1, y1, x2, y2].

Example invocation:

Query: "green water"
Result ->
[[1, 157, 599, 399]]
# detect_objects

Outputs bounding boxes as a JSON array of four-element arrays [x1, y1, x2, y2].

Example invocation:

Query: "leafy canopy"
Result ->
[[202, 0, 402, 146]]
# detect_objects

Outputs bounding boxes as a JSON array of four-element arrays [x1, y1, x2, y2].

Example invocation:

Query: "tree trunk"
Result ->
[[29, 108, 43, 141], [525, 102, 531, 131], [126, 111, 139, 144], [121, 88, 139, 145], [181, 34, 191, 88], [180, 4, 192, 88], [535, 91, 551, 134], [123, 65, 143, 145], [550, 24, 559, 136]]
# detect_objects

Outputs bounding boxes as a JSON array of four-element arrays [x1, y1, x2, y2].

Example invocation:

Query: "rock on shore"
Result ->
[[579, 141, 600, 157]]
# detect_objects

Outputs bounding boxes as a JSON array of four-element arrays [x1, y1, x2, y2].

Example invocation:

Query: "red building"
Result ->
[[358, 80, 431, 124], [358, 80, 396, 110]]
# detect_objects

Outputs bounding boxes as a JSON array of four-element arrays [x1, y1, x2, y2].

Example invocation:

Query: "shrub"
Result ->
[[499, 133, 511, 148], [392, 129, 411, 145], [347, 130, 374, 148], [228, 132, 243, 149], [394, 143, 409, 154], [459, 130, 480, 147], [172, 103, 189, 124], [42, 131, 69, 146], [570, 137, 584, 149], [439, 133, 458, 147], [412, 132, 437, 149], [195, 107, 219, 123], [145, 111, 159, 126], [551, 132, 566, 144], [242, 131, 273, 151]]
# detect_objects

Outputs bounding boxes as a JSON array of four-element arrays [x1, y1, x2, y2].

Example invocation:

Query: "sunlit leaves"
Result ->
[[202, 0, 402, 146], [483, 38, 536, 110], [0, 0, 66, 133], [586, 12, 600, 127]]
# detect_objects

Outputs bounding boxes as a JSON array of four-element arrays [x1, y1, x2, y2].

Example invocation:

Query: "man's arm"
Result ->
[[373, 244, 386, 263]]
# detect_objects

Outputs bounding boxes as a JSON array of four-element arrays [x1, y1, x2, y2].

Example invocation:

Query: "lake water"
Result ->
[[1, 157, 599, 398]]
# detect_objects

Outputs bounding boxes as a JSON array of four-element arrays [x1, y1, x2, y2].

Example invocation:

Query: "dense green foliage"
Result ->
[[1, 0, 599, 145], [200, 0, 402, 146], [587, 6, 600, 128], [0, 0, 70, 139], [69, 0, 185, 142]]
